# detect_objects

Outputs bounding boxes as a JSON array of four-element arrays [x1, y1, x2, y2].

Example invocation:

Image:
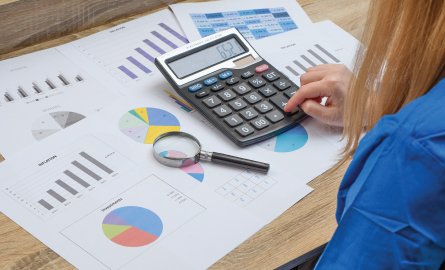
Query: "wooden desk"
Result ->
[[0, 0, 369, 268]]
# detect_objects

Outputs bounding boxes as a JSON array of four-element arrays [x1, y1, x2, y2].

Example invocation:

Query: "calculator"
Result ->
[[155, 28, 306, 147]]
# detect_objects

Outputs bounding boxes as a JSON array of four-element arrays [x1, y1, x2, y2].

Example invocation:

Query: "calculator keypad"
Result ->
[[218, 89, 236, 101], [233, 83, 251, 95], [181, 62, 305, 146], [203, 96, 222, 108], [228, 98, 247, 111]]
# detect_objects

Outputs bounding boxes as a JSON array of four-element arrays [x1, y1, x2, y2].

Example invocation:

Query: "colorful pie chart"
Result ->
[[102, 206, 163, 247], [160, 150, 205, 182], [259, 124, 309, 152], [119, 107, 180, 144]]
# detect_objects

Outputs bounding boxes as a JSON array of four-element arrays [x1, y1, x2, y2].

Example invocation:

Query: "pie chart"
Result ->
[[259, 124, 308, 152], [31, 111, 86, 141], [119, 107, 180, 144], [102, 206, 163, 247], [160, 150, 205, 182]]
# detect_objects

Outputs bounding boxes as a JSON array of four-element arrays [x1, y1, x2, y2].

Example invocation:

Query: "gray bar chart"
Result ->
[[72, 161, 102, 181], [38, 199, 54, 210], [5, 137, 132, 218], [47, 189, 66, 203], [285, 43, 342, 80], [56, 180, 78, 195], [79, 152, 114, 174], [64, 170, 91, 188]]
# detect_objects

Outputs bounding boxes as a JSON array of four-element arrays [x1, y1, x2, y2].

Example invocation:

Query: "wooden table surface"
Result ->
[[0, 0, 369, 269]]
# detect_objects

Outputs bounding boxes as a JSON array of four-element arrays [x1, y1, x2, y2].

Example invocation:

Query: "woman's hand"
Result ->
[[284, 64, 352, 127]]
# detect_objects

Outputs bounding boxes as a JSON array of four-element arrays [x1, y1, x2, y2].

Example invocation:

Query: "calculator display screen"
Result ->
[[168, 38, 246, 79]]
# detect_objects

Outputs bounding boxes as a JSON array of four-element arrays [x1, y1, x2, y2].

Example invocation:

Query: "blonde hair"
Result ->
[[342, 0, 445, 160]]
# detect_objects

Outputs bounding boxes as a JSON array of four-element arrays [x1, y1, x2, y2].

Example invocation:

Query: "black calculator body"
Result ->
[[155, 28, 306, 147]]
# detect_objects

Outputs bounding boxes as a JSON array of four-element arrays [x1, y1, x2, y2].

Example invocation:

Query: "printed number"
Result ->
[[208, 97, 215, 104], [231, 117, 239, 123], [239, 85, 246, 91], [242, 127, 250, 133], [260, 104, 268, 110], [220, 107, 227, 113], [235, 101, 242, 107], [250, 94, 258, 100], [246, 110, 254, 117], [224, 92, 232, 98], [255, 119, 267, 126]]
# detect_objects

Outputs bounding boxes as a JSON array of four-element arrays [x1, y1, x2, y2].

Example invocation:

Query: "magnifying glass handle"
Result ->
[[204, 151, 270, 174]]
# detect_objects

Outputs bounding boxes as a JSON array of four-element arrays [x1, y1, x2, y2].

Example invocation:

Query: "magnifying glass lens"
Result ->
[[153, 134, 201, 168]]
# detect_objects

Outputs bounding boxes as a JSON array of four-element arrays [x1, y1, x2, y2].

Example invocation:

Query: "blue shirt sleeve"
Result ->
[[315, 123, 445, 269]]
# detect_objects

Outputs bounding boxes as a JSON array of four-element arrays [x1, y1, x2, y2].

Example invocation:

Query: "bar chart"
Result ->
[[4, 137, 135, 218], [71, 10, 189, 84], [284, 43, 341, 79], [1, 73, 84, 106]]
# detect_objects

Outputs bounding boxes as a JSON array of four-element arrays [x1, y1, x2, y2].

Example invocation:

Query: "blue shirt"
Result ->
[[316, 79, 445, 269]]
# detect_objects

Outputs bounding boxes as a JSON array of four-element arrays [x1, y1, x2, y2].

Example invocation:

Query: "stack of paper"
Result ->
[[0, 0, 359, 269]]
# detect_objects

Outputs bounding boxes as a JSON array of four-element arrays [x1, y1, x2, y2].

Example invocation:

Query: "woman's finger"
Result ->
[[300, 99, 339, 125], [300, 70, 328, 86], [284, 80, 333, 112]]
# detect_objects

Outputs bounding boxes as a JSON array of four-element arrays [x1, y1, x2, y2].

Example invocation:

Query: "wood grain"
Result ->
[[0, 0, 370, 269], [0, 0, 182, 55]]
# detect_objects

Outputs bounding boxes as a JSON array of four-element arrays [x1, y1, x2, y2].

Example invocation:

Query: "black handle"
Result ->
[[210, 152, 270, 174]]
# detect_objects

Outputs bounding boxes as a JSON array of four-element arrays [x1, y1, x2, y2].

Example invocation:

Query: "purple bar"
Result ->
[[135, 48, 155, 63], [158, 23, 189, 44], [118, 65, 138, 79], [127, 57, 151, 74], [151, 31, 178, 49], [143, 39, 166, 54]]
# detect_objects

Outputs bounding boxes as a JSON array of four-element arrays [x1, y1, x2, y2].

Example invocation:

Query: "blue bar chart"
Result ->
[[118, 24, 187, 80], [71, 12, 189, 84]]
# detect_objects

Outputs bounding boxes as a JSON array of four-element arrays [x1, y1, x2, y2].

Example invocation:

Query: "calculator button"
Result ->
[[270, 94, 289, 111], [248, 77, 266, 88], [255, 64, 269, 73], [254, 101, 273, 113], [240, 108, 258, 120], [219, 70, 233, 80], [233, 83, 251, 95], [228, 98, 247, 111], [195, 89, 209, 98], [273, 79, 291, 91], [204, 77, 218, 86], [211, 82, 224, 92], [241, 70, 254, 79], [218, 89, 237, 101], [235, 124, 254, 137], [258, 85, 277, 97], [284, 88, 298, 98], [213, 105, 232, 117], [203, 95, 222, 108], [251, 117, 270, 130], [244, 92, 262, 104], [224, 114, 243, 127], [265, 110, 285, 123], [226, 77, 240, 85], [263, 70, 280, 82], [188, 83, 203, 92]]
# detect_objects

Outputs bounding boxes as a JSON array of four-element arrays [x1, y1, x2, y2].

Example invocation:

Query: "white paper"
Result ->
[[253, 20, 360, 84], [0, 9, 357, 270], [0, 97, 313, 269], [59, 10, 189, 88], [0, 48, 120, 159], [170, 0, 312, 42]]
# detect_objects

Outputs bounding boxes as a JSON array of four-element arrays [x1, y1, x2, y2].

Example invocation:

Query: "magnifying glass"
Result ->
[[153, 131, 270, 173]]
